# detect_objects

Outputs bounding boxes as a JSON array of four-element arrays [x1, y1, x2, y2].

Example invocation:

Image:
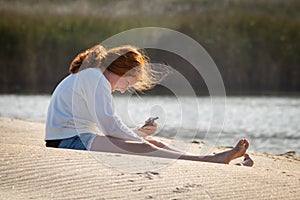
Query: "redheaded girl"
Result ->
[[45, 44, 253, 166]]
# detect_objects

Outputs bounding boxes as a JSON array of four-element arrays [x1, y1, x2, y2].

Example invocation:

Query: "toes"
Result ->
[[243, 153, 250, 161], [243, 155, 254, 167], [244, 139, 250, 149], [237, 139, 245, 147], [237, 138, 249, 149], [244, 158, 254, 167], [236, 156, 254, 167]]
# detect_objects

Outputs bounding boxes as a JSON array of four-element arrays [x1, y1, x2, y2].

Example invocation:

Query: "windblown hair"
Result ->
[[69, 44, 169, 91]]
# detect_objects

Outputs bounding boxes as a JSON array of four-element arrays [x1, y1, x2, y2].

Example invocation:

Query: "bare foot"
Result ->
[[235, 154, 254, 167], [204, 139, 249, 164], [226, 138, 249, 163]]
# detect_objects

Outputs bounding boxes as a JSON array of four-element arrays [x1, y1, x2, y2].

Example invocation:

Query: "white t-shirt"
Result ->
[[45, 68, 143, 142]]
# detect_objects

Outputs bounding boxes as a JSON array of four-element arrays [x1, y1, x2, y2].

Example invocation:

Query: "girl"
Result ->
[[45, 44, 253, 166]]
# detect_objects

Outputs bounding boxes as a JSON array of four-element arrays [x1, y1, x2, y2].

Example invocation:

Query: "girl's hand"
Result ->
[[137, 118, 158, 137]]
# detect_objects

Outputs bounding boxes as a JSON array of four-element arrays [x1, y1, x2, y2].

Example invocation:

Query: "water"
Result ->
[[0, 94, 299, 155]]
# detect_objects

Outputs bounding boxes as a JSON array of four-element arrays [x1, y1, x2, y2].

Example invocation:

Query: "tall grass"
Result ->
[[0, 0, 299, 94]]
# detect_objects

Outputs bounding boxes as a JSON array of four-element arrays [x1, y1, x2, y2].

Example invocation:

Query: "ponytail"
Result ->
[[69, 45, 106, 74]]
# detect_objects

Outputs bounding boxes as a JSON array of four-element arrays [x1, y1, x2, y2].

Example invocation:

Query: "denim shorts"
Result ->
[[58, 133, 97, 150]]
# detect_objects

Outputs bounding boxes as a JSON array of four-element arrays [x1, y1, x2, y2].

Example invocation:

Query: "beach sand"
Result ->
[[0, 117, 299, 199]]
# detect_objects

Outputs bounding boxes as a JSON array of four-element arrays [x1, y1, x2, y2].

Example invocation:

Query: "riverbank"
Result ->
[[0, 117, 299, 199], [1, 0, 300, 94]]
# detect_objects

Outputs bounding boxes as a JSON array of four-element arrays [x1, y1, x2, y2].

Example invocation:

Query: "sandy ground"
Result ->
[[0, 117, 299, 199]]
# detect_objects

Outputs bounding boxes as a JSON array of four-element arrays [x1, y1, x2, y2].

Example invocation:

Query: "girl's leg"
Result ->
[[90, 136, 251, 164], [144, 137, 184, 153]]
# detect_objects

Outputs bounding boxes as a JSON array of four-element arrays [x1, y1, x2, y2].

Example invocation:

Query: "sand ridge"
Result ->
[[0, 117, 299, 199]]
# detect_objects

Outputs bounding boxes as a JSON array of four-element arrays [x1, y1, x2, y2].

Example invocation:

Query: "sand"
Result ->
[[0, 117, 299, 199]]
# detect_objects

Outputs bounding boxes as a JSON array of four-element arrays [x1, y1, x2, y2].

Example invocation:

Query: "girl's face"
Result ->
[[114, 76, 138, 93]]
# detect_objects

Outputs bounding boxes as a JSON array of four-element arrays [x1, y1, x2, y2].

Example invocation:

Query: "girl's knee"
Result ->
[[131, 141, 158, 153]]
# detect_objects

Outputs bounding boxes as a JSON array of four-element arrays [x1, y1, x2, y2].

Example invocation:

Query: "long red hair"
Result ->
[[69, 45, 161, 91]]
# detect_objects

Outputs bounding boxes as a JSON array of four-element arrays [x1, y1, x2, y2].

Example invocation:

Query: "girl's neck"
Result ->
[[103, 70, 120, 92]]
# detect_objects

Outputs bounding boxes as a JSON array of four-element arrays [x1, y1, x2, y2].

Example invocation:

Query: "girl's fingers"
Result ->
[[142, 123, 157, 130], [141, 126, 154, 131], [145, 117, 152, 123]]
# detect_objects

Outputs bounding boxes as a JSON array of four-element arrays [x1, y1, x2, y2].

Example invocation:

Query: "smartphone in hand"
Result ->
[[142, 117, 159, 127]]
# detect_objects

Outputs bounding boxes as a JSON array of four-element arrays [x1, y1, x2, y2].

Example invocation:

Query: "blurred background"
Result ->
[[0, 0, 299, 94], [0, 0, 299, 154]]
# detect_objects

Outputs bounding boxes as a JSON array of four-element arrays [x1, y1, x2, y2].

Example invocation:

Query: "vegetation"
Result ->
[[0, 0, 299, 94]]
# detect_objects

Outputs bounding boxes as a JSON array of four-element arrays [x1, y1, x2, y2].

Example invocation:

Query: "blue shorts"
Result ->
[[58, 133, 97, 150]]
